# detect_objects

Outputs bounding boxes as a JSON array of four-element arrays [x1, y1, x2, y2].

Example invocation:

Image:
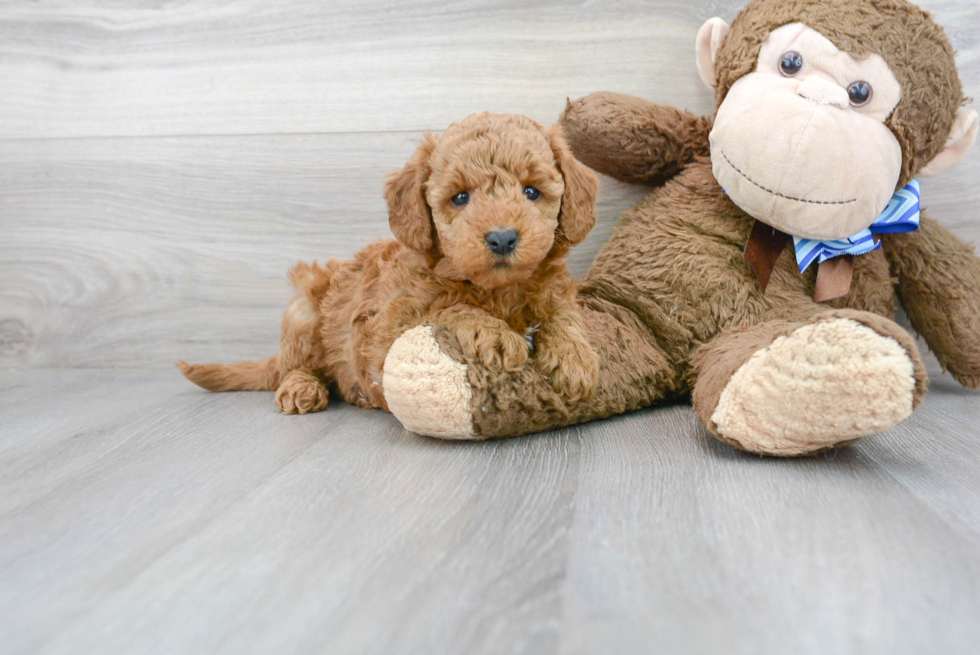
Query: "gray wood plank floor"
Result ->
[[2, 353, 979, 655], [2, 0, 980, 652]]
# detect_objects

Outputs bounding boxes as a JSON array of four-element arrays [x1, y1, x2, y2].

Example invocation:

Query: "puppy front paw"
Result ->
[[535, 340, 598, 403], [454, 324, 529, 372]]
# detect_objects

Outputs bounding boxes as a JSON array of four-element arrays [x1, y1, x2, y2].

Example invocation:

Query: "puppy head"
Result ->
[[384, 113, 598, 289]]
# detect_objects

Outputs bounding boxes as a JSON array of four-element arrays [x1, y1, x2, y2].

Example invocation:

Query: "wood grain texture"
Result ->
[[0, 0, 972, 140], [0, 369, 579, 655], [557, 407, 980, 655], [0, 133, 646, 367], [0, 354, 978, 654], [0, 0, 719, 140], [1, 0, 978, 368], [1, 3, 978, 653]]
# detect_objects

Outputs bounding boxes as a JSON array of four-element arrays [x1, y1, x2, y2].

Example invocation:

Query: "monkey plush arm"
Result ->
[[558, 92, 711, 186], [885, 216, 980, 388]]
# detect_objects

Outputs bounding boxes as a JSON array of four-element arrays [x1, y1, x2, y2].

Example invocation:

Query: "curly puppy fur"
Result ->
[[178, 113, 600, 414]]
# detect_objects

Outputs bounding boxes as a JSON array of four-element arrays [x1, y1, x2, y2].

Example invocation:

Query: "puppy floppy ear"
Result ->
[[385, 133, 438, 252], [545, 124, 599, 246]]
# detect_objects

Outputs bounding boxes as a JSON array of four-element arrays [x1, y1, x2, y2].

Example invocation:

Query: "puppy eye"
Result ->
[[523, 186, 541, 201], [779, 51, 804, 77], [451, 191, 469, 207], [847, 81, 873, 107]]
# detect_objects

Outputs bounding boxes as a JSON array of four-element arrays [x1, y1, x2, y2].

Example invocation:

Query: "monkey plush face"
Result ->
[[710, 23, 904, 240], [697, 0, 979, 242]]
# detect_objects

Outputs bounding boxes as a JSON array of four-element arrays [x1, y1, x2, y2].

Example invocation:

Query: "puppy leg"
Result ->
[[533, 309, 599, 402], [274, 293, 328, 414], [275, 369, 330, 415], [431, 305, 529, 372]]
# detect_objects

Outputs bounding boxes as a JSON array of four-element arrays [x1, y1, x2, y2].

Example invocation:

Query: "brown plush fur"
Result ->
[[885, 217, 980, 387], [179, 113, 600, 413], [397, 0, 979, 453]]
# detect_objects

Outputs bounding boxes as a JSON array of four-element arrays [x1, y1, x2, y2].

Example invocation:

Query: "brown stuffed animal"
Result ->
[[382, 0, 980, 455]]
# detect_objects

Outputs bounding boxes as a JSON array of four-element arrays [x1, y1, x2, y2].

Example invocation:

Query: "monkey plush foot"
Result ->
[[383, 326, 478, 439], [696, 311, 927, 456], [275, 369, 329, 415]]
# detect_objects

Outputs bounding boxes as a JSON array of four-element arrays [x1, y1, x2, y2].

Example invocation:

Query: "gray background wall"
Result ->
[[2, 0, 978, 368]]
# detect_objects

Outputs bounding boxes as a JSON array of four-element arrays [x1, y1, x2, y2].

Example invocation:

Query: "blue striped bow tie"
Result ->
[[793, 180, 921, 272]]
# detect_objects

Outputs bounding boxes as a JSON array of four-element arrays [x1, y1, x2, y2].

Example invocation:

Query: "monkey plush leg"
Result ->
[[559, 92, 711, 186], [690, 310, 928, 456], [274, 369, 329, 415], [383, 300, 679, 439], [884, 216, 980, 388]]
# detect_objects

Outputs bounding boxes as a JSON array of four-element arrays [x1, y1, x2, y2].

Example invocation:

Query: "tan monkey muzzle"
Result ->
[[711, 72, 903, 240]]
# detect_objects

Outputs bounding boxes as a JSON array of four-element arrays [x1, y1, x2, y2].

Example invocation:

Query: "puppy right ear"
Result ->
[[545, 124, 599, 247], [385, 133, 438, 252]]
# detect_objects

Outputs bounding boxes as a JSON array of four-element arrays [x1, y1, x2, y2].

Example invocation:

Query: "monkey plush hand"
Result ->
[[381, 0, 980, 456]]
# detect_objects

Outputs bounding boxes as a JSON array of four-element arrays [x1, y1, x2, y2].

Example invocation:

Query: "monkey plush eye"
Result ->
[[779, 51, 804, 77], [523, 186, 541, 201], [451, 191, 469, 207], [847, 81, 873, 107]]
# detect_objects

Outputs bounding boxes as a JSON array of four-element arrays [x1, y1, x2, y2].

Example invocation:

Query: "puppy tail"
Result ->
[[178, 260, 335, 394], [176, 356, 280, 392]]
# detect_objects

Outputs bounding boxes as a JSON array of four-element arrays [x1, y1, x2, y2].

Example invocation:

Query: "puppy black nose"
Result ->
[[485, 229, 518, 256]]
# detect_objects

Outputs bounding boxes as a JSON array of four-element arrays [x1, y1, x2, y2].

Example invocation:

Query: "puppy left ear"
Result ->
[[545, 124, 599, 246], [385, 133, 438, 252]]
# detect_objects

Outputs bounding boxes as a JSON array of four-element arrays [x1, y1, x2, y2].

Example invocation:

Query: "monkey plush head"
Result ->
[[697, 0, 978, 242]]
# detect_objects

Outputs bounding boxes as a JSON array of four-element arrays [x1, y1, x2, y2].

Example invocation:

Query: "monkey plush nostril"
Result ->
[[485, 229, 519, 256]]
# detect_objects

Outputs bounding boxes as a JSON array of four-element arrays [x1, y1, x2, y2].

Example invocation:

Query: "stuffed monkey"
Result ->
[[382, 0, 980, 455]]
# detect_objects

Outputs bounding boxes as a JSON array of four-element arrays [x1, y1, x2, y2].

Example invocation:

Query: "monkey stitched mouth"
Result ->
[[721, 152, 857, 205]]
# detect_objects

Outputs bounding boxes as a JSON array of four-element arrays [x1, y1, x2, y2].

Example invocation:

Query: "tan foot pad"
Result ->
[[711, 318, 916, 455], [383, 326, 477, 439]]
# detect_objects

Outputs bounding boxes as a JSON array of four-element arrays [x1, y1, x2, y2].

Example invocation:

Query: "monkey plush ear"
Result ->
[[545, 125, 600, 246], [384, 133, 438, 252], [696, 17, 730, 89], [919, 109, 979, 177]]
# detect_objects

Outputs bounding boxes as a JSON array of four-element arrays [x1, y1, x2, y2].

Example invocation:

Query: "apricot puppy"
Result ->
[[179, 112, 600, 416]]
